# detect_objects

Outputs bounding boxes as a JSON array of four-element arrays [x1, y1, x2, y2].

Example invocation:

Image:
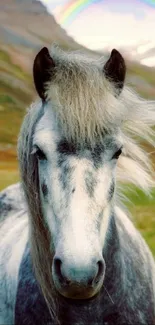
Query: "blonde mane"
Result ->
[[45, 45, 155, 192], [18, 45, 155, 319]]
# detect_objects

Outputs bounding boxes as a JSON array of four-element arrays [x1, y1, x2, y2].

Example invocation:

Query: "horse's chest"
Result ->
[[15, 246, 51, 325]]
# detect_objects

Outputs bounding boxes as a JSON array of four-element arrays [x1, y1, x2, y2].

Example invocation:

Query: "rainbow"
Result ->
[[57, 0, 103, 26], [56, 0, 155, 27]]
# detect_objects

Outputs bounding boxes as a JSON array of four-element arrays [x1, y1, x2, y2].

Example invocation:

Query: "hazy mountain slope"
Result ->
[[0, 0, 81, 50]]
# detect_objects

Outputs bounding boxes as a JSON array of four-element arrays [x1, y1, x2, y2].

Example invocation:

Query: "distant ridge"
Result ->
[[0, 0, 82, 51]]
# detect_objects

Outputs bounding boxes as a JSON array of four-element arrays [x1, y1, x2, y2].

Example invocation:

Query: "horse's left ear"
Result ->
[[104, 49, 126, 94], [33, 47, 55, 101]]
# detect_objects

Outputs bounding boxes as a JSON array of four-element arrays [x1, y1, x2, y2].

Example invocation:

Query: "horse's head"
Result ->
[[19, 46, 126, 302]]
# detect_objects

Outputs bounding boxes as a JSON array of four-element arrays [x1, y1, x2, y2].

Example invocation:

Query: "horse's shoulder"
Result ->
[[0, 183, 27, 222], [115, 206, 140, 239], [15, 245, 51, 325]]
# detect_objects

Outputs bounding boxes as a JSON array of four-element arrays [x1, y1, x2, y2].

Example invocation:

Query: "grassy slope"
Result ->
[[0, 48, 33, 189], [123, 187, 155, 256], [0, 47, 155, 255]]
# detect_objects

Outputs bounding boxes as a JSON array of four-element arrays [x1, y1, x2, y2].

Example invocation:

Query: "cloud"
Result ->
[[65, 7, 155, 51], [40, 0, 155, 58], [41, 0, 67, 11]]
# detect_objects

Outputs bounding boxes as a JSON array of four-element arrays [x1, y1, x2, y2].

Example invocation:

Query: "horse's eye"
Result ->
[[112, 148, 122, 160], [36, 147, 47, 160]]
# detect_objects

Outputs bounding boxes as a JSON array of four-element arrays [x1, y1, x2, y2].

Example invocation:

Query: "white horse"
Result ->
[[0, 46, 155, 325]]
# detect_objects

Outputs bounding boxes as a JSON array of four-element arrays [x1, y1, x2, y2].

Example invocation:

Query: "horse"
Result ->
[[0, 45, 155, 325]]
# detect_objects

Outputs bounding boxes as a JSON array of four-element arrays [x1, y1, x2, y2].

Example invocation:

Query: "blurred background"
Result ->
[[0, 0, 155, 253]]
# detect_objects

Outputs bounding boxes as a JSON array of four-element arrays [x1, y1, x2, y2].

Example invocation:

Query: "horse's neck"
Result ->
[[104, 212, 120, 256], [103, 212, 126, 303]]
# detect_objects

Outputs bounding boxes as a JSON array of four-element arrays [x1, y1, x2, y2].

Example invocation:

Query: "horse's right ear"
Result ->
[[104, 49, 126, 94], [33, 47, 55, 101]]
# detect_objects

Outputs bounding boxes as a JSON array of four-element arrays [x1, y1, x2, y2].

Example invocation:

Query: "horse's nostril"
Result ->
[[86, 260, 105, 286], [54, 257, 63, 283], [54, 257, 70, 285], [54, 257, 61, 274], [95, 260, 105, 284]]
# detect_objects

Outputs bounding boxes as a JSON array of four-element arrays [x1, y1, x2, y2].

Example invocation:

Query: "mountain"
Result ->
[[0, 0, 81, 51]]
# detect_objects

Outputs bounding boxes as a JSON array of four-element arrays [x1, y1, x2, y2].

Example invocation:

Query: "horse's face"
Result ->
[[33, 104, 123, 299], [31, 46, 126, 300]]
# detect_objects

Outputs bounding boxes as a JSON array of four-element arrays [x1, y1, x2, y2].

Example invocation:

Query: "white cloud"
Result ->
[[40, 1, 155, 66], [65, 6, 155, 51], [141, 56, 155, 67], [41, 0, 67, 11]]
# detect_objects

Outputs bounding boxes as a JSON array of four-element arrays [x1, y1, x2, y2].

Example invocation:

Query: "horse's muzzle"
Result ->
[[52, 255, 105, 299]]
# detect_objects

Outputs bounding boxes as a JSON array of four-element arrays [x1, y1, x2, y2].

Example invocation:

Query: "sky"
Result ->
[[41, 0, 155, 66]]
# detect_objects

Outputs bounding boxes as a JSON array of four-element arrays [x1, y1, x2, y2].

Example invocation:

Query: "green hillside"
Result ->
[[0, 48, 33, 189]]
